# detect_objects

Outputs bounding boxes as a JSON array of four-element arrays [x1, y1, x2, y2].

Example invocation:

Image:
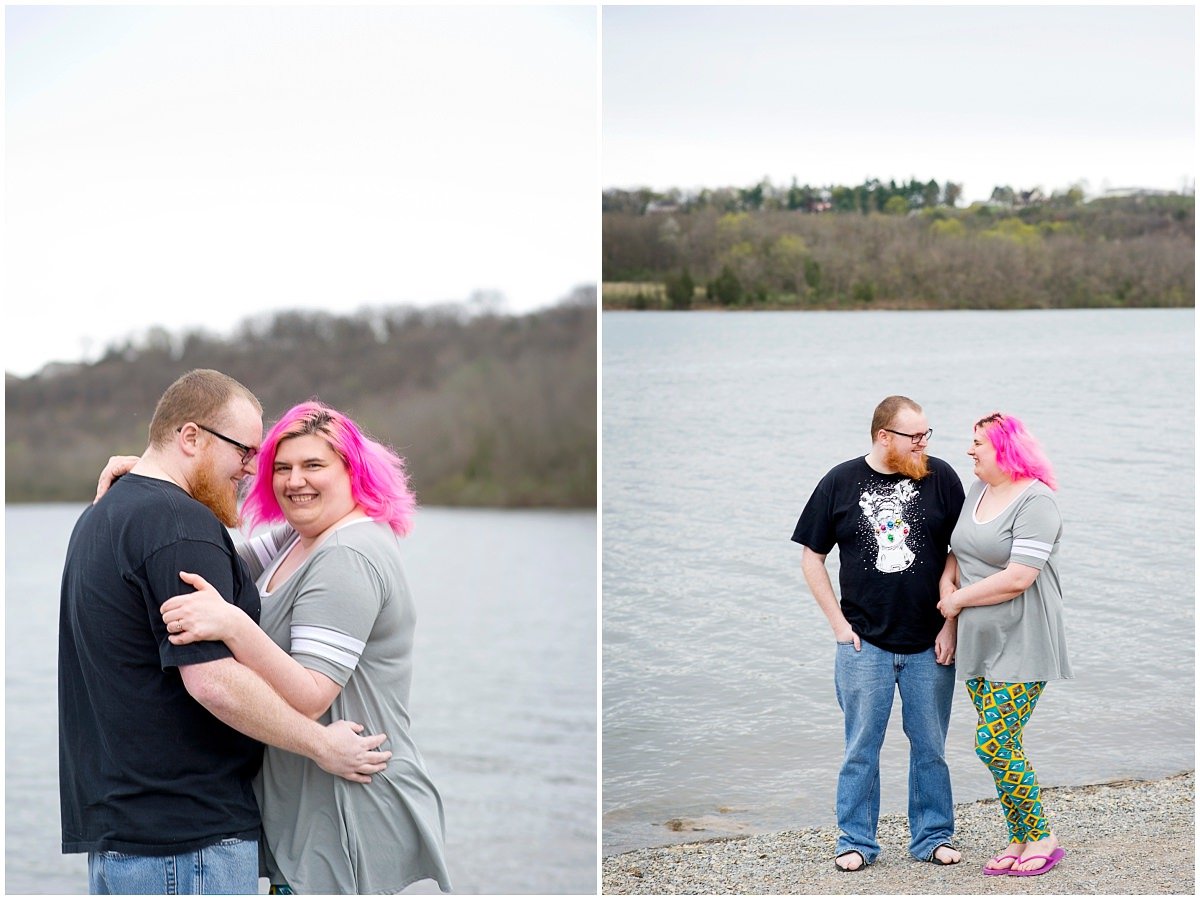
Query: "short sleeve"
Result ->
[[144, 540, 238, 670], [288, 546, 384, 686], [1009, 491, 1062, 570], [792, 478, 836, 553], [236, 523, 296, 581]]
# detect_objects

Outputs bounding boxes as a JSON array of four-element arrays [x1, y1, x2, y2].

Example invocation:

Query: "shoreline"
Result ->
[[602, 770, 1195, 895]]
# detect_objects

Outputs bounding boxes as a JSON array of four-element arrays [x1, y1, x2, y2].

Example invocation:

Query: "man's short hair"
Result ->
[[870, 395, 922, 439], [148, 369, 261, 448]]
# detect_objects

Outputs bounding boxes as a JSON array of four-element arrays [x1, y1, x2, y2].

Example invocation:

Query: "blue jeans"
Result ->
[[88, 838, 258, 894], [834, 639, 955, 863]]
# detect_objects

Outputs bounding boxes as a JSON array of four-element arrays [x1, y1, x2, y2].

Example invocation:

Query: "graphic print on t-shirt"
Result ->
[[858, 479, 919, 573]]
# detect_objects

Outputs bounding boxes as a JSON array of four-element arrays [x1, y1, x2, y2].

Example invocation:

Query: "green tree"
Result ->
[[709, 266, 744, 306], [803, 257, 822, 294], [664, 269, 695, 309], [740, 182, 765, 211], [883, 195, 909, 215], [922, 179, 940, 209]]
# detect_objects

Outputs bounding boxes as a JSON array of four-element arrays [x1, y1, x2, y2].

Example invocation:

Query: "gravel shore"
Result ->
[[603, 771, 1194, 895]]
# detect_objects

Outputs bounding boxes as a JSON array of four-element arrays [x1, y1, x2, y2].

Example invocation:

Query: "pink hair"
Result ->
[[243, 401, 416, 536], [976, 413, 1058, 491]]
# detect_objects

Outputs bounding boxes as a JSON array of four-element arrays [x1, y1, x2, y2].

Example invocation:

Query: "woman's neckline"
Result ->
[[260, 517, 375, 596], [972, 478, 1037, 525]]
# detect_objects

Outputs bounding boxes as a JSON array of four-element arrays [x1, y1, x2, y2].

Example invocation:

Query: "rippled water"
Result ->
[[6, 505, 597, 894], [602, 308, 1194, 854]]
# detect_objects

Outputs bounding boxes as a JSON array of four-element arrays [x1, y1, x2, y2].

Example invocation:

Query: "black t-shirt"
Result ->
[[791, 456, 966, 654], [59, 474, 264, 855]]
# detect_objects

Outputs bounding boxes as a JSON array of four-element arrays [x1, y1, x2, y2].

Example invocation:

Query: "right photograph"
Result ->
[[601, 5, 1195, 895]]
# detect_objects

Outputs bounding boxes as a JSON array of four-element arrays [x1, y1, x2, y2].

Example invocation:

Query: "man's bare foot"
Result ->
[[834, 850, 866, 871], [984, 843, 1025, 872], [1013, 834, 1059, 872], [933, 844, 961, 864]]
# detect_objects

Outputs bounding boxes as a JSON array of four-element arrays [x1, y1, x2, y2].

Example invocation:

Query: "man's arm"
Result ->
[[179, 657, 389, 783], [166, 577, 341, 719], [933, 552, 959, 665], [800, 546, 860, 651]]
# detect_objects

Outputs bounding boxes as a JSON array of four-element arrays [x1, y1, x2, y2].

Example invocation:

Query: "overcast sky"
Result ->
[[603, 5, 1195, 202], [5, 5, 597, 377]]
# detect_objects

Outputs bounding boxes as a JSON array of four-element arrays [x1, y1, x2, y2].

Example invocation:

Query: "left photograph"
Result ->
[[5, 6, 597, 895]]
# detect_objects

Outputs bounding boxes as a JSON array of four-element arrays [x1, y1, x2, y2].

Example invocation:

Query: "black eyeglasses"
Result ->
[[181, 424, 258, 465], [885, 428, 933, 445]]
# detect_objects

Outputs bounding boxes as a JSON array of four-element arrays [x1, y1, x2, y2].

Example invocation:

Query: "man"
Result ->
[[791, 395, 966, 871], [59, 369, 392, 894]]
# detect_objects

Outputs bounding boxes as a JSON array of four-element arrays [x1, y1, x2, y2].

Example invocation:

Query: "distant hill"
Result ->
[[603, 190, 1195, 310], [6, 288, 597, 508]]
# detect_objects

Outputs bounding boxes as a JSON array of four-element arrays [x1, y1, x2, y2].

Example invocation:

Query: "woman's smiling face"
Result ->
[[272, 433, 357, 536], [967, 426, 1003, 483]]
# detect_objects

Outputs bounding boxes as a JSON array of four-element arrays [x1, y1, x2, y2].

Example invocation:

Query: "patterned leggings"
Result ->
[[966, 678, 1050, 843]]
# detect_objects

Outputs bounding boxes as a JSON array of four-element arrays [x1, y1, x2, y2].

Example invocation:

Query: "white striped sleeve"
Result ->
[[235, 530, 280, 579], [1011, 538, 1052, 562], [247, 532, 281, 571], [1009, 492, 1062, 569], [290, 624, 366, 673]]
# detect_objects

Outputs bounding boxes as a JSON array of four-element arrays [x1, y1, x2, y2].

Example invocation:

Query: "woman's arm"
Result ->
[[161, 572, 342, 719], [94, 455, 141, 503], [235, 523, 297, 580], [937, 561, 1040, 619]]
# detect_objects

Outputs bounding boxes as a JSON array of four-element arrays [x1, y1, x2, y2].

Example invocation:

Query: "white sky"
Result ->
[[4, 5, 598, 377], [603, 4, 1195, 203]]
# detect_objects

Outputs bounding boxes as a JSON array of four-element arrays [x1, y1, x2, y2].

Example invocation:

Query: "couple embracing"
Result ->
[[792, 395, 1072, 878], [59, 369, 452, 894]]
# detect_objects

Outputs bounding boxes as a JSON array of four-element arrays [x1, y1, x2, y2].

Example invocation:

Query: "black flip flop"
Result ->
[[834, 850, 868, 872], [927, 843, 961, 865]]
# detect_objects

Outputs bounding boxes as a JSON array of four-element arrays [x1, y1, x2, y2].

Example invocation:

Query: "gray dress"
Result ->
[[241, 519, 451, 894], [950, 480, 1073, 683]]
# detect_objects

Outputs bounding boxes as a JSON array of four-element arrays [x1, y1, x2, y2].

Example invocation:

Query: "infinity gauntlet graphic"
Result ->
[[859, 480, 918, 573]]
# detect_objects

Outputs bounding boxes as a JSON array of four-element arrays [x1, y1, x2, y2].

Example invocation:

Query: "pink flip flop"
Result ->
[[981, 854, 1020, 876], [1009, 847, 1066, 877]]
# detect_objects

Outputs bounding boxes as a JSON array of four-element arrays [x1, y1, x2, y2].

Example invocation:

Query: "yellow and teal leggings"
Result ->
[[966, 678, 1050, 844]]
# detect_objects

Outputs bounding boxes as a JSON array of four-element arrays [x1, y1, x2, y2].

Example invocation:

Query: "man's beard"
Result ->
[[191, 453, 241, 528], [884, 443, 930, 480]]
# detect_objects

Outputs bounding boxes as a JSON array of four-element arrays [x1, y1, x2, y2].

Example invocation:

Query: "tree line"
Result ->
[[6, 288, 596, 508], [603, 190, 1194, 310], [604, 176, 971, 216]]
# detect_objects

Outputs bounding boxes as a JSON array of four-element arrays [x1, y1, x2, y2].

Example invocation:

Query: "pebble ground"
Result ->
[[602, 771, 1194, 895]]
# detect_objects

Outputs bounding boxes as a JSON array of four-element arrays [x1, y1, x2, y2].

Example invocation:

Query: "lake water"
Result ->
[[602, 308, 1195, 854], [5, 504, 597, 894]]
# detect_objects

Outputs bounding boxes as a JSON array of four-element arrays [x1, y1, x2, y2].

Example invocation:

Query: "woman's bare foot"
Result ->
[[985, 843, 1025, 872], [1013, 834, 1059, 872]]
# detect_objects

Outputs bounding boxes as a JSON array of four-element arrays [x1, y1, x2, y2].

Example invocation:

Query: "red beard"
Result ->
[[884, 443, 930, 480], [191, 452, 241, 527]]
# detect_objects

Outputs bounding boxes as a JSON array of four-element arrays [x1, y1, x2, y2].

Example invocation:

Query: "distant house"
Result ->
[[803, 191, 833, 213], [1102, 187, 1174, 199], [645, 201, 680, 215]]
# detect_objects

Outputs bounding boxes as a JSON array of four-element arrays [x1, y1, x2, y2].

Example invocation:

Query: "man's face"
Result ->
[[881, 407, 930, 480], [190, 397, 263, 527]]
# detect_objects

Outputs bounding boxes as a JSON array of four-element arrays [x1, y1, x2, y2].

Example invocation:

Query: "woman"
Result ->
[[158, 401, 452, 894], [937, 412, 1071, 878]]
